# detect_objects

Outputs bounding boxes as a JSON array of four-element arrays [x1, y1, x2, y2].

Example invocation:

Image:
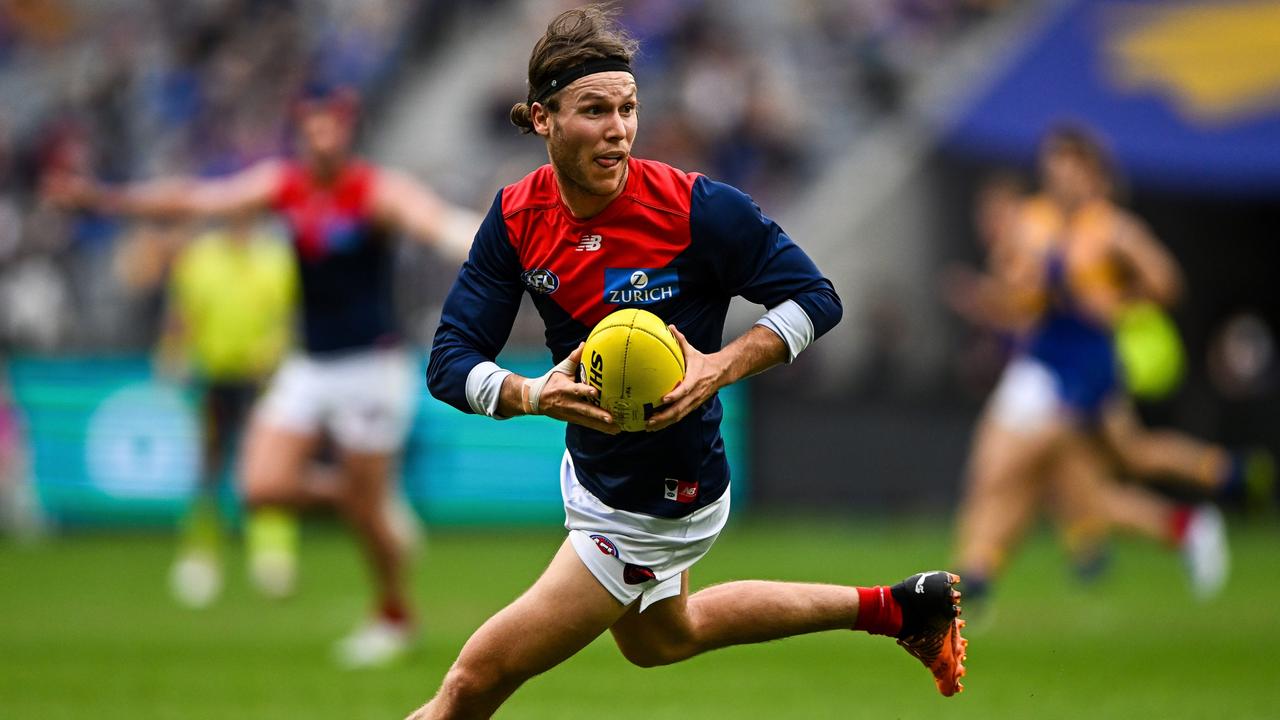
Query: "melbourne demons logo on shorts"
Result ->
[[623, 563, 657, 585], [589, 534, 619, 558]]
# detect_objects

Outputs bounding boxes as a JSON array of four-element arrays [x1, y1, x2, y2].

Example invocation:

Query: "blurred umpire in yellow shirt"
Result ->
[[160, 212, 296, 609]]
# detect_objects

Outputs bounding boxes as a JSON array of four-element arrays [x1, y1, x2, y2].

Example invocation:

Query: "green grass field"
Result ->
[[2, 516, 1277, 719]]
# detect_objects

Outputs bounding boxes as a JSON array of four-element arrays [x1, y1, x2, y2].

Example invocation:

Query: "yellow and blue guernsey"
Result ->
[[171, 227, 297, 382], [1018, 196, 1127, 419]]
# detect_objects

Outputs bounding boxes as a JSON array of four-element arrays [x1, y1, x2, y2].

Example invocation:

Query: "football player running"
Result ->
[[949, 127, 1234, 609], [411, 6, 966, 718], [45, 84, 479, 668]]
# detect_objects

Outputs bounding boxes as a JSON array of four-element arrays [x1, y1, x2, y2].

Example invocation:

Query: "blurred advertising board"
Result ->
[[5, 355, 748, 527]]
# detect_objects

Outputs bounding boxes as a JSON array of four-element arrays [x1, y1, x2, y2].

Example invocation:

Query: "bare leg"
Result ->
[[407, 540, 629, 720], [411, 543, 889, 718], [178, 386, 237, 549], [169, 386, 243, 607], [1097, 482, 1177, 543], [338, 448, 406, 614], [953, 409, 1063, 581], [609, 573, 859, 667], [302, 461, 346, 510], [240, 416, 321, 509], [1046, 432, 1115, 560], [1100, 398, 1228, 493], [239, 417, 320, 596], [1047, 431, 1178, 548]]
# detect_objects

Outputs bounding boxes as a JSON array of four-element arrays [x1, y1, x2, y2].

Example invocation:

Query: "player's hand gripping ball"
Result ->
[[580, 309, 685, 432]]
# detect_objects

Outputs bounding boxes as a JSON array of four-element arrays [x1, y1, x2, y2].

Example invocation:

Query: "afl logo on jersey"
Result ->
[[521, 268, 559, 294], [590, 534, 619, 557]]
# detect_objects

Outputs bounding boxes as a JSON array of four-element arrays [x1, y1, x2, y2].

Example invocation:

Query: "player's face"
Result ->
[[536, 72, 638, 215], [299, 108, 353, 166], [1041, 147, 1097, 207]]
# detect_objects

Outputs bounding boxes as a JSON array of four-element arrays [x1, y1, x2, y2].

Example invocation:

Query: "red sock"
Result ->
[[1168, 505, 1194, 547], [854, 586, 903, 637], [379, 598, 410, 625]]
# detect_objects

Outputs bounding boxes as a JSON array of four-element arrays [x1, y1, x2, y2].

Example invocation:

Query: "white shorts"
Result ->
[[256, 348, 416, 453], [989, 357, 1060, 435], [561, 451, 731, 612]]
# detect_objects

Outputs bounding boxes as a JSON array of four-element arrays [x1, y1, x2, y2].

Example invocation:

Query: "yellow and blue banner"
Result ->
[[943, 0, 1280, 195]]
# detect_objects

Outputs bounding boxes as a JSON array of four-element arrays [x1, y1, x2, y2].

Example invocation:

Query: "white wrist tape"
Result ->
[[755, 299, 815, 362], [465, 361, 513, 419], [522, 354, 578, 415]]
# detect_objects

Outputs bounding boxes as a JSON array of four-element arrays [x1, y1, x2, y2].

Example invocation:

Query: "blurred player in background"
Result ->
[[45, 83, 480, 667], [412, 7, 965, 717], [947, 126, 1246, 609], [158, 212, 296, 609]]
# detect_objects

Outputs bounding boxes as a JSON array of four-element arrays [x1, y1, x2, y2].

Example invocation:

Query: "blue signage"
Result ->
[[940, 0, 1280, 196], [604, 268, 680, 306]]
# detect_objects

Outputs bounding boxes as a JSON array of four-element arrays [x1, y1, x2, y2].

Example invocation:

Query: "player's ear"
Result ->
[[530, 102, 553, 138]]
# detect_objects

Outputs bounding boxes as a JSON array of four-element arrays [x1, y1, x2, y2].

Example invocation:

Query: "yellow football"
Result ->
[[580, 309, 686, 432]]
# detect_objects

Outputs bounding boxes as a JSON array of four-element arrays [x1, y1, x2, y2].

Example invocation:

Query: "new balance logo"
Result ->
[[575, 234, 602, 252], [663, 479, 698, 503]]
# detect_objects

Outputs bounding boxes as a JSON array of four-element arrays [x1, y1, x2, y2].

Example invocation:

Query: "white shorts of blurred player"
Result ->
[[988, 357, 1061, 436], [257, 348, 416, 453], [561, 451, 731, 612]]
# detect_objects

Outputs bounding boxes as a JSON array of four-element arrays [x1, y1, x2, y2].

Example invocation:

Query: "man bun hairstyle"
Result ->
[[510, 3, 639, 133]]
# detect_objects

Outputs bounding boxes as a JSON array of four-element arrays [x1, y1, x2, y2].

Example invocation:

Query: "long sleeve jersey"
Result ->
[[428, 158, 841, 518]]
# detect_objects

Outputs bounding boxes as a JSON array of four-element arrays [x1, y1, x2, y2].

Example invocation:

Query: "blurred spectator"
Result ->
[[479, 0, 1013, 209], [2, 0, 1016, 353], [0, 0, 425, 354], [1208, 312, 1277, 401], [0, 244, 74, 352]]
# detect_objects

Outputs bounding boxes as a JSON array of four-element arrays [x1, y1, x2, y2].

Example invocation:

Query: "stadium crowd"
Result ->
[[0, 0, 427, 354], [0, 0, 1013, 357], [481, 0, 1017, 210]]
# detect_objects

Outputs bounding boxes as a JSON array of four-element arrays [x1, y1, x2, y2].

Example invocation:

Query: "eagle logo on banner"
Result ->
[[1105, 1, 1280, 125]]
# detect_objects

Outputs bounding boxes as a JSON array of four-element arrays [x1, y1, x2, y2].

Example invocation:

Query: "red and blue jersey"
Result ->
[[272, 159, 397, 355], [428, 158, 842, 518]]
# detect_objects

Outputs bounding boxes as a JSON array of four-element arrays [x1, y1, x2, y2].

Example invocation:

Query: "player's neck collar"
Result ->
[[555, 160, 634, 221]]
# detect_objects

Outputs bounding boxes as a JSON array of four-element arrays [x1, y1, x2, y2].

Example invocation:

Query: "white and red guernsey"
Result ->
[[428, 158, 842, 518]]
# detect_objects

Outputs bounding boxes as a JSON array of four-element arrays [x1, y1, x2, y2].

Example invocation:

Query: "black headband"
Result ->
[[530, 58, 633, 105]]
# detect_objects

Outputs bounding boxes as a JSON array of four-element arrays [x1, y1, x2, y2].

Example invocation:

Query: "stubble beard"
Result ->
[[549, 129, 625, 199]]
